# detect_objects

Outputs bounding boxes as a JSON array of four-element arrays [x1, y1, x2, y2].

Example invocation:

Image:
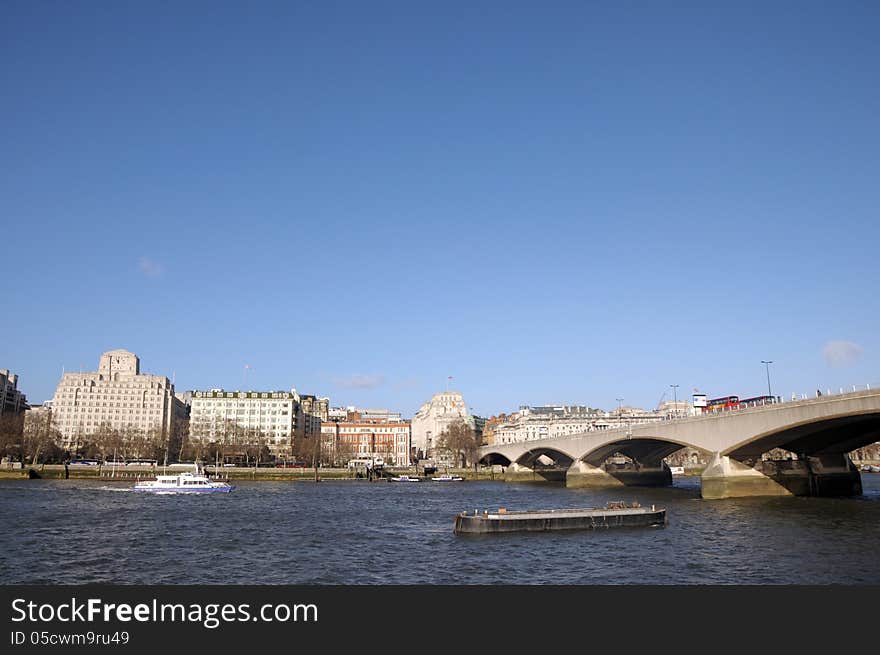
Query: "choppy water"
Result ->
[[2, 475, 879, 584]]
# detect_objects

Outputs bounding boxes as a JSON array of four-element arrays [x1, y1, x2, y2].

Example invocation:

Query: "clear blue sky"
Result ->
[[3, 1, 879, 416]]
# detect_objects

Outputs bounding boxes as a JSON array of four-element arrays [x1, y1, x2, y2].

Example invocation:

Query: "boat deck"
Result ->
[[454, 504, 666, 534], [479, 506, 658, 520]]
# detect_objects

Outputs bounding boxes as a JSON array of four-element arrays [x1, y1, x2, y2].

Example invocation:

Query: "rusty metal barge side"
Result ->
[[453, 507, 666, 534]]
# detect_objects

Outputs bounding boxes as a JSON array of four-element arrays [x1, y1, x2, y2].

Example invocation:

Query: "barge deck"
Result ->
[[453, 502, 666, 534]]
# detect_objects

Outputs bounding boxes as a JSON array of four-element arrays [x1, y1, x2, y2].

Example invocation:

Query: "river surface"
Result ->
[[2, 475, 879, 584]]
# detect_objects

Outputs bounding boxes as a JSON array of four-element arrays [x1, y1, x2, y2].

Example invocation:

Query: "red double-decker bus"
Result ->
[[702, 395, 739, 412], [738, 395, 776, 407]]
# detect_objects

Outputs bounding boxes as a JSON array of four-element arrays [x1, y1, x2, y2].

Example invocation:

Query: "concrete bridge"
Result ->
[[478, 387, 880, 499]]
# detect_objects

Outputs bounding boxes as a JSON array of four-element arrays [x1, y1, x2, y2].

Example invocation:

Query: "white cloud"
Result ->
[[138, 257, 164, 277], [332, 374, 385, 390], [822, 340, 863, 368]]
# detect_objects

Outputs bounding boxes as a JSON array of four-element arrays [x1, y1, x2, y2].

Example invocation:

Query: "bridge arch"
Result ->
[[515, 446, 576, 470], [578, 436, 703, 468], [479, 451, 512, 467], [723, 410, 880, 462]]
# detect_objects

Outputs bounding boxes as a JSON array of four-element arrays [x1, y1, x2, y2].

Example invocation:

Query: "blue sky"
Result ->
[[3, 1, 879, 416]]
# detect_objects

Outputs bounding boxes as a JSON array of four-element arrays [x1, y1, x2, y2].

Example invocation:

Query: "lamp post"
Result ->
[[670, 384, 680, 417], [761, 361, 773, 399], [616, 398, 624, 425]]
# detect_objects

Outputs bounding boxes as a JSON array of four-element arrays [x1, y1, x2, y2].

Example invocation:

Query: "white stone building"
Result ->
[[50, 350, 183, 449], [657, 400, 693, 417], [189, 389, 304, 456], [411, 391, 469, 458], [493, 405, 667, 445]]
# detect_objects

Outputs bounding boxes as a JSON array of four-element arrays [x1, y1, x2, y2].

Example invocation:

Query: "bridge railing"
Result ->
[[784, 383, 875, 403], [661, 382, 878, 421], [485, 383, 880, 447]]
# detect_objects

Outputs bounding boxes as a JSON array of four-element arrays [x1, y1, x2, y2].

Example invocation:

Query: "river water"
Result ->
[[2, 475, 879, 584]]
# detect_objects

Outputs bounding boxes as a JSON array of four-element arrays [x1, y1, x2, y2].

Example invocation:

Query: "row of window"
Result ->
[[193, 419, 288, 425], [193, 401, 290, 407], [336, 427, 409, 433], [193, 409, 289, 415], [63, 408, 162, 415], [337, 435, 409, 444], [60, 394, 161, 399], [64, 382, 166, 390], [61, 418, 163, 427], [57, 401, 161, 408], [194, 392, 291, 399]]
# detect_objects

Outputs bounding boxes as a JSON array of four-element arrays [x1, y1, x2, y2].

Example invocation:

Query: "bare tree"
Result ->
[[243, 427, 270, 467], [437, 419, 478, 468], [69, 426, 88, 458], [145, 427, 167, 463], [0, 413, 25, 461], [291, 433, 315, 466], [170, 413, 190, 463], [184, 412, 213, 463], [333, 433, 356, 467], [21, 411, 64, 465], [91, 422, 122, 463]]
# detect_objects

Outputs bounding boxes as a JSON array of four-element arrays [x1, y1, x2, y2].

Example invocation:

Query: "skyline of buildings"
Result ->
[[11, 347, 865, 461], [12, 353, 874, 436]]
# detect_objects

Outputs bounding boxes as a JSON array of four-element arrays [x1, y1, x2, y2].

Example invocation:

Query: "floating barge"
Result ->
[[453, 502, 666, 535]]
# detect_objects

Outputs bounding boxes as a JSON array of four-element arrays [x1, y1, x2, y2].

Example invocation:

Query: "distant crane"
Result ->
[[655, 390, 667, 411]]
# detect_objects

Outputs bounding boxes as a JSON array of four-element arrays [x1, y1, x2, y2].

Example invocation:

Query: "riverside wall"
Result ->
[[0, 465, 502, 482]]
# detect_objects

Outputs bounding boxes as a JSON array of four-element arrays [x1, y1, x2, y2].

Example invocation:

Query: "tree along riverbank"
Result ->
[[0, 464, 513, 481], [0, 464, 722, 482]]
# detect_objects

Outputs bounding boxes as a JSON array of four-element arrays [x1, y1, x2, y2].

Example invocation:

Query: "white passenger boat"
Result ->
[[133, 471, 234, 493], [390, 475, 421, 482], [432, 474, 464, 481]]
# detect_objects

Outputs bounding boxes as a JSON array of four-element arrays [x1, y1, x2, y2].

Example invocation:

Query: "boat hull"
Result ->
[[454, 507, 666, 534], [132, 485, 234, 493]]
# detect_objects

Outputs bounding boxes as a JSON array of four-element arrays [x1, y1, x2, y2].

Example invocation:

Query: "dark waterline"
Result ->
[[2, 475, 879, 584]]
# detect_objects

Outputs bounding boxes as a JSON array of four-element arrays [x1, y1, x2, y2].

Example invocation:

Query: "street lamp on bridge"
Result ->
[[670, 384, 680, 417], [761, 360, 774, 399]]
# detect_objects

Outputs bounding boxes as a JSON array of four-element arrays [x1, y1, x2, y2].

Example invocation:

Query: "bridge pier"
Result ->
[[701, 452, 863, 499], [502, 462, 565, 483], [565, 461, 623, 488], [701, 454, 791, 499], [606, 461, 673, 487], [565, 461, 673, 488], [800, 454, 862, 497]]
